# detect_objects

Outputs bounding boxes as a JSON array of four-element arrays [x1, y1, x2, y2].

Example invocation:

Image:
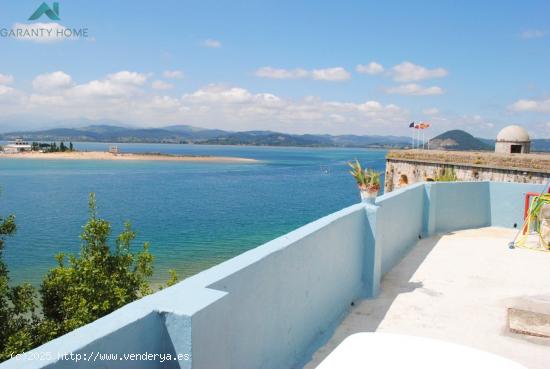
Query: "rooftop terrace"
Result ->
[[306, 227, 550, 369], [1, 181, 548, 369]]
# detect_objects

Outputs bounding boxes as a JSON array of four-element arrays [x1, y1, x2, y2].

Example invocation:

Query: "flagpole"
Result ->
[[427, 129, 430, 150], [409, 122, 415, 149], [422, 128, 426, 150], [422, 130, 426, 150]]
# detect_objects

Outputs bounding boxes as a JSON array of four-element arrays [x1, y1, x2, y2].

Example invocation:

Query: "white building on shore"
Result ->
[[2, 138, 32, 153]]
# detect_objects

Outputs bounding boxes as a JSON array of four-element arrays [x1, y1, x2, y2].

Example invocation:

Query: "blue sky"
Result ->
[[0, 0, 548, 138]]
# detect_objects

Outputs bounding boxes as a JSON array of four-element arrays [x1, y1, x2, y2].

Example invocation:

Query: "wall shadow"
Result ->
[[304, 234, 442, 368]]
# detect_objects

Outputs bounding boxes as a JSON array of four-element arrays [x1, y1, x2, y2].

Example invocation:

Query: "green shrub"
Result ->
[[0, 192, 177, 361], [40, 193, 155, 336], [435, 167, 458, 182]]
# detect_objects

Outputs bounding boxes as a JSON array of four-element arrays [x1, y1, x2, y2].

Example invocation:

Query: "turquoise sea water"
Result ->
[[0, 143, 386, 286]]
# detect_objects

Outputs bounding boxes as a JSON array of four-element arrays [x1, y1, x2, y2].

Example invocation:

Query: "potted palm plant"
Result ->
[[348, 160, 381, 202]]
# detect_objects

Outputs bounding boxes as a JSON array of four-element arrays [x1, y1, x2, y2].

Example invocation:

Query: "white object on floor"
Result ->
[[315, 333, 527, 369]]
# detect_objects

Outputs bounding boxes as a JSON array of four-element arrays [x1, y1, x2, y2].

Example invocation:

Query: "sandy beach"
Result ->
[[0, 151, 258, 163]]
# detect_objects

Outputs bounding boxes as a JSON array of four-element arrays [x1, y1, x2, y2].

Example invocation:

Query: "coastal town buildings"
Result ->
[[1, 138, 31, 154]]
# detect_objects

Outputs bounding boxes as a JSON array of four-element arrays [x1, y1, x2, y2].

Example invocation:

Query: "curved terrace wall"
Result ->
[[1, 181, 545, 369]]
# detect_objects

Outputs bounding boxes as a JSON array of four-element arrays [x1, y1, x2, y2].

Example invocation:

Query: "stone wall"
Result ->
[[495, 140, 530, 154], [385, 150, 550, 192]]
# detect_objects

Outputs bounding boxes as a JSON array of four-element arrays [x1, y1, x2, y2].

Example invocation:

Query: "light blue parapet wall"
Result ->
[[1, 181, 546, 369], [375, 183, 425, 277], [489, 182, 546, 228], [426, 181, 492, 233]]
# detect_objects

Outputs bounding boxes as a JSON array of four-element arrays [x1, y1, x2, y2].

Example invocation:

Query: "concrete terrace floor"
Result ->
[[305, 227, 550, 369]]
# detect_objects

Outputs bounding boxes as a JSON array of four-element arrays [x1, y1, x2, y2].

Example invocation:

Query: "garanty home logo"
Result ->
[[1, 2, 89, 41], [28, 2, 61, 20]]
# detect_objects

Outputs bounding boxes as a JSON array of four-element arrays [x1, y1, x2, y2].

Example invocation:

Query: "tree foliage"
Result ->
[[0, 201, 53, 361], [0, 192, 172, 361], [40, 193, 154, 335], [31, 142, 74, 153]]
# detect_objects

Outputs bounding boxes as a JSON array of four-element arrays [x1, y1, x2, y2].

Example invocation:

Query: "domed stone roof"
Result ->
[[496, 125, 530, 142]]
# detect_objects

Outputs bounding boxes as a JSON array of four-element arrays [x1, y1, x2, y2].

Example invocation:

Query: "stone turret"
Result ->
[[495, 125, 531, 154]]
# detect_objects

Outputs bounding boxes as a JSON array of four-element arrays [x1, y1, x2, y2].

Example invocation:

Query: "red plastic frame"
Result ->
[[524, 192, 540, 220]]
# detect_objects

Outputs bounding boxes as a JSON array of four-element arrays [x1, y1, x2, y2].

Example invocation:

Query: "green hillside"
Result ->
[[429, 130, 493, 151]]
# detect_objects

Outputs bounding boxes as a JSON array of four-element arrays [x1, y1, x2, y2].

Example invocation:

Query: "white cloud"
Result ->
[[71, 80, 132, 98], [311, 67, 351, 81], [180, 85, 406, 125], [419, 113, 499, 139], [255, 67, 309, 79], [0, 74, 14, 85], [183, 85, 285, 109], [28, 94, 68, 106], [385, 83, 444, 96], [422, 107, 439, 115], [183, 85, 254, 104], [0, 85, 15, 95], [0, 73, 414, 135], [0, 85, 22, 106], [149, 96, 180, 109], [255, 67, 350, 81], [5, 71, 550, 137], [70, 71, 148, 98], [509, 98, 550, 113], [204, 39, 222, 48], [11, 23, 70, 43], [152, 80, 174, 90], [25, 71, 550, 137], [356, 62, 384, 75], [163, 70, 184, 79], [11, 71, 536, 137], [32, 71, 73, 91], [107, 71, 147, 85], [391, 61, 448, 82], [520, 29, 547, 39]]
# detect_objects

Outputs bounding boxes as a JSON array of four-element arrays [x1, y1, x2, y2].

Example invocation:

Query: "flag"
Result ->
[[418, 122, 430, 129], [409, 122, 415, 128]]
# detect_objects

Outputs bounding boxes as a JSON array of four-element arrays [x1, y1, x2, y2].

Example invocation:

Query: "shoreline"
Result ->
[[0, 151, 259, 163]]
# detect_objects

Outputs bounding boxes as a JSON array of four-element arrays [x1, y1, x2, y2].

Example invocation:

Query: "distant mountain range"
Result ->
[[0, 125, 412, 149], [530, 140, 550, 152], [1, 125, 549, 151]]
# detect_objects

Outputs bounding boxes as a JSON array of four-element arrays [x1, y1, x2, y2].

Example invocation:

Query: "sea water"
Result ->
[[0, 143, 386, 286]]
